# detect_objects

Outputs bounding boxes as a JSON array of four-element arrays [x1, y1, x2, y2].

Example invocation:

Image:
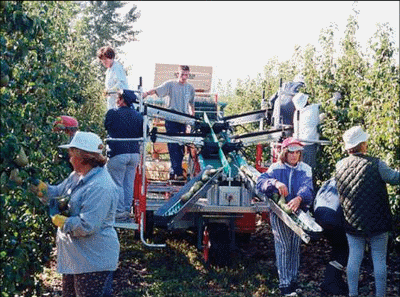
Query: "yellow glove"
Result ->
[[51, 214, 67, 228]]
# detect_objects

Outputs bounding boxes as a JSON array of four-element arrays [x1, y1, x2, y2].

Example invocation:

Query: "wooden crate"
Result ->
[[146, 160, 170, 181], [153, 63, 213, 93]]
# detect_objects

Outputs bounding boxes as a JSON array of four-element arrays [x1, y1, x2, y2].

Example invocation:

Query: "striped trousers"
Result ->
[[270, 212, 301, 288]]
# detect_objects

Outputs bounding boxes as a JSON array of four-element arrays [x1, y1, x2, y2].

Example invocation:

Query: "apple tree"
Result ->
[[0, 1, 112, 295]]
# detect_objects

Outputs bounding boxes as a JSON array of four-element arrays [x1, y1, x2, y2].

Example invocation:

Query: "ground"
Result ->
[[40, 215, 400, 296]]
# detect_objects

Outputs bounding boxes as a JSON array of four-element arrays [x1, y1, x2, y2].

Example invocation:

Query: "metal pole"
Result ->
[[140, 212, 166, 248], [259, 89, 265, 131], [138, 76, 148, 237], [139, 76, 146, 197]]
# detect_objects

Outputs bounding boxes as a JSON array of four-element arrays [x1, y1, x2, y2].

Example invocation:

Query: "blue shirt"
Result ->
[[47, 167, 120, 274]]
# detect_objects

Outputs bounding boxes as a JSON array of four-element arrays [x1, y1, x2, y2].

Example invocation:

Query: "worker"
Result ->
[[335, 126, 400, 297], [97, 46, 129, 110], [52, 115, 79, 169], [313, 177, 349, 295], [292, 92, 320, 170], [105, 90, 143, 222], [257, 137, 314, 296], [53, 115, 79, 139], [142, 65, 195, 180], [31, 131, 120, 297], [269, 75, 305, 130]]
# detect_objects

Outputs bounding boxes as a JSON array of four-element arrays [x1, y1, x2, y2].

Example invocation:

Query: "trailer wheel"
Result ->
[[207, 223, 231, 267], [236, 232, 252, 244]]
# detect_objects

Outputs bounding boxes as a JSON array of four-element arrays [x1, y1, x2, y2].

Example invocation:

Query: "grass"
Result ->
[[114, 228, 280, 297]]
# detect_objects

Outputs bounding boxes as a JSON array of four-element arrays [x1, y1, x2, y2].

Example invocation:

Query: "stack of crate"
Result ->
[[146, 118, 170, 181]]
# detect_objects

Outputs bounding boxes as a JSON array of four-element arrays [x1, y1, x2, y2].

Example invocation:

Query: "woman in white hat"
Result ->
[[36, 131, 120, 296], [257, 137, 314, 296], [335, 126, 399, 297]]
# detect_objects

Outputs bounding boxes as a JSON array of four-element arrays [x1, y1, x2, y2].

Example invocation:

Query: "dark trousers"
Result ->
[[314, 207, 348, 266], [165, 120, 186, 176], [62, 271, 114, 297]]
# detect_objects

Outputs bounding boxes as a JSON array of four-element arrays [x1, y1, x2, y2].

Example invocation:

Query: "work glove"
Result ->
[[51, 214, 67, 228]]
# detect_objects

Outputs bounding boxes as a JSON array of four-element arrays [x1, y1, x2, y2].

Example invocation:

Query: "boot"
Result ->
[[320, 261, 348, 295]]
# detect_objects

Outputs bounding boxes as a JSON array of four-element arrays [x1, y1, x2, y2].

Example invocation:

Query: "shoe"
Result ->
[[320, 263, 348, 295], [289, 282, 302, 294], [175, 175, 185, 181], [115, 211, 130, 220], [169, 173, 176, 180], [280, 287, 298, 296]]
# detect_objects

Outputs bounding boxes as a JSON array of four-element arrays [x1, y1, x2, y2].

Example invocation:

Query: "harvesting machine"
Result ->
[[109, 68, 324, 260]]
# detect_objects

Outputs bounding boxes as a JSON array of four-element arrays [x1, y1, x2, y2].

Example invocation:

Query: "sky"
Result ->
[[118, 1, 399, 92]]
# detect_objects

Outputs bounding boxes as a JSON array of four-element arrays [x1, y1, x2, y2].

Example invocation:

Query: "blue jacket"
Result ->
[[256, 161, 314, 210], [104, 106, 143, 158], [47, 167, 120, 274]]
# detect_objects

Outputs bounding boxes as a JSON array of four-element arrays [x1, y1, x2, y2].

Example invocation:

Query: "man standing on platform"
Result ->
[[142, 65, 195, 180]]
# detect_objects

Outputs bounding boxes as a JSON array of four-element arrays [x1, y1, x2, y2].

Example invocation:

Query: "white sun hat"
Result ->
[[59, 131, 104, 153], [343, 126, 369, 150], [292, 93, 309, 110]]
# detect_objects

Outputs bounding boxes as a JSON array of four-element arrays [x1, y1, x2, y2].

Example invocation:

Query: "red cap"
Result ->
[[53, 116, 79, 131], [282, 137, 304, 152]]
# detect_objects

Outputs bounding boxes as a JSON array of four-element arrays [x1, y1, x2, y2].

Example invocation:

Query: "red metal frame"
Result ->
[[235, 213, 257, 234], [255, 144, 269, 173], [202, 226, 210, 263], [134, 160, 148, 233]]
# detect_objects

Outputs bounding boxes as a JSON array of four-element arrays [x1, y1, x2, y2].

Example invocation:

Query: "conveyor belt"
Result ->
[[154, 166, 223, 222]]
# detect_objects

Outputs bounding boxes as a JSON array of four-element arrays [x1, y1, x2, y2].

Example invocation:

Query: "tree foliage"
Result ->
[[217, 9, 399, 213], [0, 1, 135, 295], [79, 1, 141, 57]]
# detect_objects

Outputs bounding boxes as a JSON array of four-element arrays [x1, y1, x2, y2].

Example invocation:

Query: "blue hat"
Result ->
[[121, 89, 137, 107]]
